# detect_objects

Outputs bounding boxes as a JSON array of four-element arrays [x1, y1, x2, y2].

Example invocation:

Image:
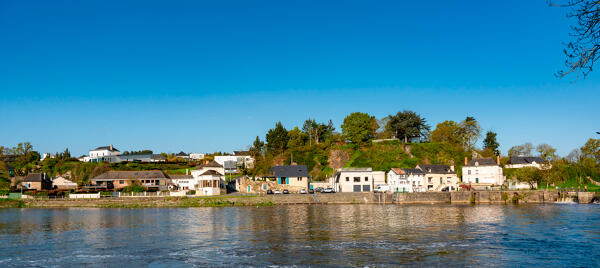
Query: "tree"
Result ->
[[566, 148, 583, 163], [287, 127, 307, 149], [302, 118, 335, 145], [508, 142, 534, 157], [249, 136, 264, 158], [266, 122, 289, 153], [537, 143, 558, 161], [341, 112, 376, 145], [580, 138, 600, 164], [552, 1, 600, 79], [430, 120, 463, 145], [511, 167, 542, 189], [459, 116, 481, 151], [482, 131, 500, 156], [387, 110, 431, 143]]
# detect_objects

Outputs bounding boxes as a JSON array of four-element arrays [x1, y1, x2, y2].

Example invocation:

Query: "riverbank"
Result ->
[[1, 190, 597, 208]]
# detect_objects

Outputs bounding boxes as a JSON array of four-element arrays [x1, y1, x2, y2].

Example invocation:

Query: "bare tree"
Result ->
[[552, 1, 600, 79]]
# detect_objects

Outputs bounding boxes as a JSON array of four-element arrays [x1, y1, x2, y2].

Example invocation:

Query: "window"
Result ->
[[439, 178, 442, 184], [119, 180, 124, 184], [353, 185, 361, 192], [362, 185, 370, 192], [476, 178, 479, 183], [428, 177, 432, 183], [468, 170, 471, 175], [262, 184, 267, 190], [346, 177, 349, 182], [475, 170, 479, 175], [354, 177, 360, 182], [155, 180, 160, 186], [364, 177, 368, 181]]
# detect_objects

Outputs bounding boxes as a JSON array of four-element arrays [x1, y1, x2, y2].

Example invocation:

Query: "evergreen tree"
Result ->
[[482, 131, 500, 156], [266, 122, 289, 153]]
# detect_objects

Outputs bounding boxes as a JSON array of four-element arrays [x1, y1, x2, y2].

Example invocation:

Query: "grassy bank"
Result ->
[[0, 198, 26, 208]]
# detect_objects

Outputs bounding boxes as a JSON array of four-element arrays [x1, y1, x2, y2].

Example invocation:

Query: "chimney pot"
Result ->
[[110, 144, 113, 150], [497, 155, 501, 165], [464, 157, 468, 166]]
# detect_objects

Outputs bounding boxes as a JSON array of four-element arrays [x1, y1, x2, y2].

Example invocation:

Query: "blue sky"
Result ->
[[0, 0, 598, 156]]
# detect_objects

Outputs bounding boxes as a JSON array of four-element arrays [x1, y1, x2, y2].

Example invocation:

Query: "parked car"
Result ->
[[374, 185, 390, 193], [266, 189, 274, 195], [308, 188, 315, 194], [315, 187, 324, 193], [323, 188, 335, 193], [282, 189, 289, 194], [441, 186, 456, 192], [274, 190, 281, 194], [300, 189, 307, 194]]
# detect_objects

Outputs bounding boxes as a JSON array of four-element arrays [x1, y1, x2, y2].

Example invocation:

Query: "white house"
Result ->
[[189, 153, 205, 160], [190, 161, 225, 195], [333, 168, 377, 192], [214, 154, 255, 172], [387, 168, 425, 193], [52, 176, 77, 190], [83, 145, 121, 162], [505, 156, 550, 169], [462, 157, 505, 187]]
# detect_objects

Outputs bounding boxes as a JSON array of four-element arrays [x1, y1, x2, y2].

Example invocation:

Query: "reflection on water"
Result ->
[[0, 204, 599, 266]]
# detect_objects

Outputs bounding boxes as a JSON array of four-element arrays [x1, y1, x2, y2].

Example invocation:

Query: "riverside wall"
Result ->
[[10, 190, 597, 208]]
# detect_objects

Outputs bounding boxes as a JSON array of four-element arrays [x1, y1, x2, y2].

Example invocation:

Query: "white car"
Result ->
[[299, 189, 307, 194], [374, 185, 391, 193], [274, 190, 281, 194]]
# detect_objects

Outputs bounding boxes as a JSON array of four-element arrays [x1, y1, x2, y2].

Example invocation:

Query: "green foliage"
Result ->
[[387, 110, 431, 142], [121, 184, 146, 193], [580, 138, 600, 164], [508, 142, 534, 157], [459, 116, 481, 152], [0, 161, 10, 190], [122, 150, 153, 155], [249, 136, 264, 158], [341, 112, 376, 145], [430, 120, 462, 145], [266, 122, 289, 153]]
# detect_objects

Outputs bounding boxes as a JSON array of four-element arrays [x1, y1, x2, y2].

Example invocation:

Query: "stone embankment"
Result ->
[[6, 190, 597, 208]]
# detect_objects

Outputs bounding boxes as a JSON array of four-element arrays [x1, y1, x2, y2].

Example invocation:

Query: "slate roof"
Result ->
[[509, 156, 547, 165], [168, 174, 193, 179], [92, 170, 167, 181], [176, 151, 188, 157], [269, 165, 309, 178], [23, 173, 45, 182], [200, 170, 223, 176], [417, 164, 454, 174], [466, 158, 497, 166], [391, 168, 424, 175], [92, 145, 119, 152]]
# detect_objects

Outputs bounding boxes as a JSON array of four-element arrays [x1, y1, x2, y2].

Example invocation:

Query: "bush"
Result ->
[[121, 185, 146, 193], [189, 190, 196, 195]]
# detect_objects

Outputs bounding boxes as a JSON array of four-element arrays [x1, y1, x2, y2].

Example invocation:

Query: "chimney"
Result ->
[[497, 155, 500, 165], [450, 165, 454, 172], [110, 144, 113, 150], [464, 157, 468, 166]]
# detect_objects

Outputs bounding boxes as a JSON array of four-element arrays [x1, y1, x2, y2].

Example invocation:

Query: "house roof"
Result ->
[[92, 170, 167, 181], [176, 151, 188, 156], [509, 156, 547, 165], [391, 168, 424, 175], [200, 170, 223, 176], [416, 164, 454, 174], [92, 145, 119, 152], [23, 173, 46, 182], [269, 165, 309, 178], [233, 150, 249, 156], [168, 174, 193, 179], [196, 160, 223, 168], [466, 158, 498, 166]]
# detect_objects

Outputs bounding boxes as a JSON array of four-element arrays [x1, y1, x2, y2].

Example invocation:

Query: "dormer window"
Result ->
[[475, 162, 479, 166]]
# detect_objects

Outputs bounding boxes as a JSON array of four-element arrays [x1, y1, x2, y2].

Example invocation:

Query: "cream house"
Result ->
[[416, 164, 459, 191], [462, 157, 505, 188], [387, 168, 425, 193], [83, 145, 120, 162], [269, 165, 310, 192]]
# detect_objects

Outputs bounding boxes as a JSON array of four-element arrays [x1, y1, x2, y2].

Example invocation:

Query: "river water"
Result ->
[[0, 204, 599, 267]]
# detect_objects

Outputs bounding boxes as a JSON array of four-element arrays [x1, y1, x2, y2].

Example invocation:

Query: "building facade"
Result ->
[[91, 170, 171, 191], [387, 168, 425, 193], [333, 168, 376, 193], [462, 157, 505, 187], [416, 164, 459, 191], [269, 165, 310, 191]]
